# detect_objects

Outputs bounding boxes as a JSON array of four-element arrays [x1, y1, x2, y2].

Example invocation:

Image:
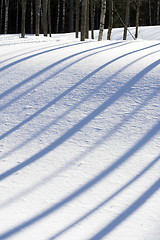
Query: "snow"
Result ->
[[0, 26, 160, 240]]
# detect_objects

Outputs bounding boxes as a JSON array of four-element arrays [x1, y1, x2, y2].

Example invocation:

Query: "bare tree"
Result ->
[[48, 0, 51, 36], [56, 0, 60, 33], [123, 0, 131, 40], [135, 0, 140, 39], [90, 0, 95, 39], [107, 0, 113, 40], [35, 0, 41, 36], [98, 0, 107, 41], [81, 0, 87, 41], [42, 0, 48, 36], [4, 0, 9, 34], [157, 0, 160, 25], [75, 0, 80, 38], [62, 0, 66, 32], [69, 0, 74, 32], [0, 0, 4, 33], [21, 0, 26, 38]]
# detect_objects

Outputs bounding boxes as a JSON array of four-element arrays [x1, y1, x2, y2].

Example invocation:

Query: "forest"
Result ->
[[0, 0, 160, 40]]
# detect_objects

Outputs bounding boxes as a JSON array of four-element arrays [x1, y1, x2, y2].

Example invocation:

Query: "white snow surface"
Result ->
[[0, 26, 160, 240]]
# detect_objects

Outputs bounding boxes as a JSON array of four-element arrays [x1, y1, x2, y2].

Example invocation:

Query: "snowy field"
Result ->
[[0, 26, 160, 240]]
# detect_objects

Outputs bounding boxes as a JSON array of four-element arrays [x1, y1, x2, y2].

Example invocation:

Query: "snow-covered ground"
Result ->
[[0, 26, 160, 240]]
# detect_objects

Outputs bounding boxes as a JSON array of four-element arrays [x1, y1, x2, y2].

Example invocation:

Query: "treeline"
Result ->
[[0, 0, 159, 40]]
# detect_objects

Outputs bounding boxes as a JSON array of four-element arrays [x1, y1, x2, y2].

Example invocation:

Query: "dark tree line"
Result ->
[[0, 0, 159, 40]]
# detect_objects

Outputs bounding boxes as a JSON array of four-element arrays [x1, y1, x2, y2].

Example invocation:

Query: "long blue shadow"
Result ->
[[0, 41, 89, 72], [90, 178, 160, 240], [0, 59, 159, 180], [0, 122, 159, 239], [0, 41, 126, 110], [49, 155, 160, 239], [0, 41, 120, 100], [1, 85, 159, 209], [1, 48, 159, 160], [1, 44, 159, 140]]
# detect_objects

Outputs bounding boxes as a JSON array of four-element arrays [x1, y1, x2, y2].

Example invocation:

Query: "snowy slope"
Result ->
[[0, 27, 160, 240]]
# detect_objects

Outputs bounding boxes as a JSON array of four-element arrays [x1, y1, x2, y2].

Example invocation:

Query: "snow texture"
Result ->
[[0, 26, 160, 240]]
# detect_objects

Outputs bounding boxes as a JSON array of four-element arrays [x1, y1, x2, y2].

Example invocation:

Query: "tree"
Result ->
[[35, 0, 41, 36], [135, 0, 140, 39], [98, 0, 107, 41], [81, 0, 87, 41], [107, 0, 113, 40], [75, 0, 80, 38], [42, 0, 48, 36], [123, 0, 131, 40], [20, 0, 26, 38], [4, 0, 9, 34]]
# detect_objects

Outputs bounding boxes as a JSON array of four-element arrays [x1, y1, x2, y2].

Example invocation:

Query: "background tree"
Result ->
[[98, 0, 107, 41], [20, 0, 26, 38], [107, 0, 113, 40], [123, 0, 131, 40]]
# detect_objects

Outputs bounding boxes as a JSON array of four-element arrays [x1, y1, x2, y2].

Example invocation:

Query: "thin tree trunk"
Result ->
[[62, 0, 65, 32], [16, 0, 19, 33], [135, 0, 140, 39], [4, 0, 9, 34], [81, 0, 87, 41], [30, 0, 34, 34], [42, 0, 48, 36], [48, 0, 51, 37], [75, 0, 80, 38], [56, 0, 60, 33], [85, 0, 89, 38], [35, 0, 41, 36], [123, 0, 131, 40], [98, 0, 107, 41], [0, 0, 4, 33], [90, 0, 95, 39], [148, 0, 152, 26], [157, 0, 160, 25], [107, 0, 113, 40], [21, 0, 26, 38], [69, 0, 74, 32]]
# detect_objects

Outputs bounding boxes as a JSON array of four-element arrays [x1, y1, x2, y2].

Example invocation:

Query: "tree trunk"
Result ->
[[69, 0, 74, 32], [75, 0, 80, 38], [4, 0, 9, 34], [107, 0, 113, 40], [35, 0, 41, 36], [135, 0, 140, 39], [85, 0, 89, 38], [48, 0, 51, 37], [42, 0, 48, 36], [56, 0, 60, 33], [123, 0, 131, 40], [90, 0, 95, 39], [0, 0, 4, 33], [148, 0, 152, 26], [62, 0, 66, 32], [21, 0, 26, 38], [157, 0, 160, 25], [98, 0, 107, 41], [16, 0, 19, 33], [30, 0, 34, 34], [81, 0, 87, 41]]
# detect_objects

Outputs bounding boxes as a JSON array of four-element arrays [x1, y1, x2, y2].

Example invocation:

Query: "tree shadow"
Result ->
[[48, 155, 160, 239], [0, 59, 159, 180], [0, 41, 89, 73], [1, 85, 159, 209], [0, 41, 121, 100], [89, 178, 160, 240], [1, 43, 159, 141], [0, 122, 159, 239]]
